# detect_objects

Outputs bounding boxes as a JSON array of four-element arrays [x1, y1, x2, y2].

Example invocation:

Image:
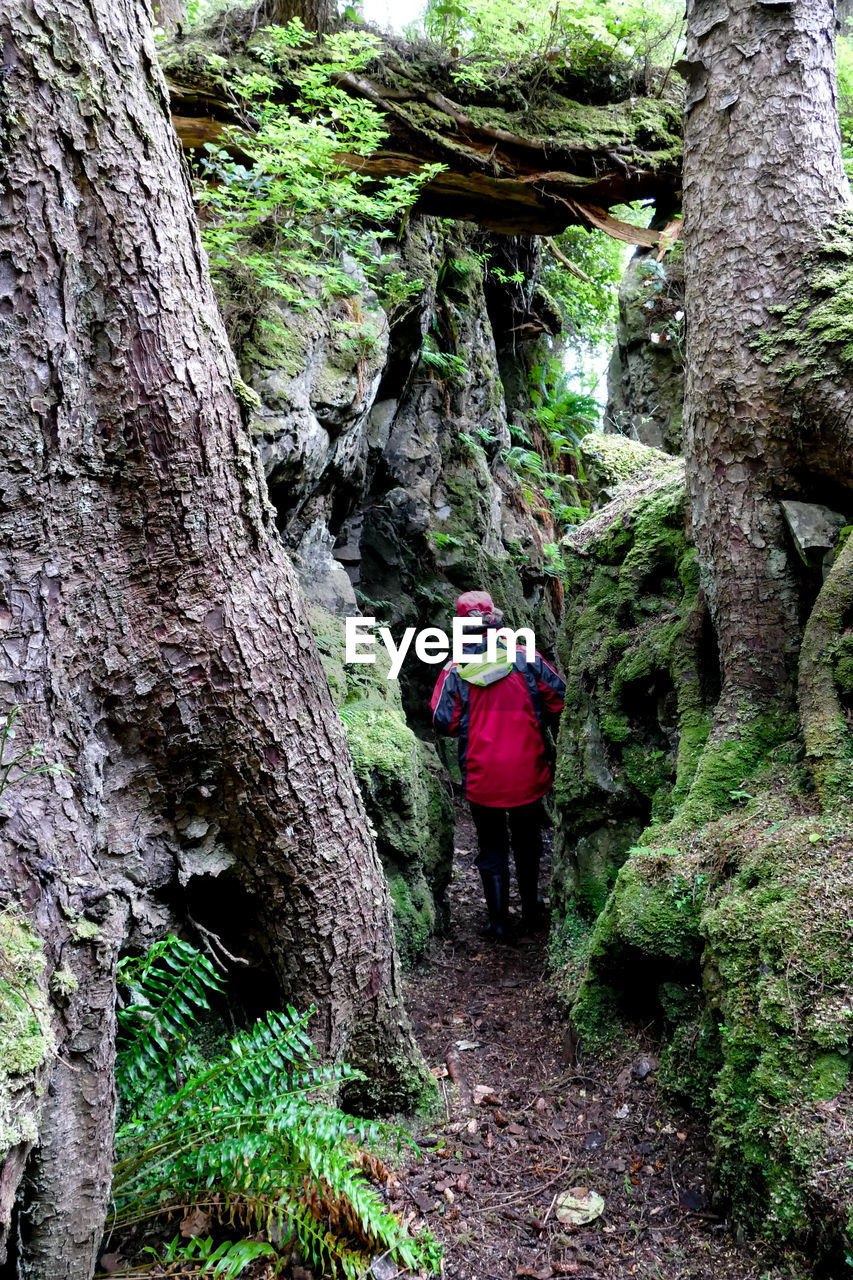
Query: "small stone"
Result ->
[[369, 1256, 399, 1280], [633, 1055, 658, 1080]]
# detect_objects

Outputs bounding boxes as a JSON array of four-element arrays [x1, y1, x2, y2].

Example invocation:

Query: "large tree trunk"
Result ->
[[0, 0, 429, 1273], [680, 0, 850, 805], [253, 0, 336, 32]]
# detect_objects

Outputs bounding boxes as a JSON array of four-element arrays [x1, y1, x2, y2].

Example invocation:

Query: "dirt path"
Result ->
[[400, 812, 807, 1280]]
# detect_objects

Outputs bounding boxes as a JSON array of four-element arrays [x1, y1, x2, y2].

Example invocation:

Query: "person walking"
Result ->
[[430, 591, 566, 941]]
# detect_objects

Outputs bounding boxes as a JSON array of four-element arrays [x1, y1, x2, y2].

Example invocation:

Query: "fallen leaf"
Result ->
[[554, 1186, 606, 1227], [430, 1065, 449, 1079], [456, 1039, 481, 1052], [180, 1207, 211, 1239]]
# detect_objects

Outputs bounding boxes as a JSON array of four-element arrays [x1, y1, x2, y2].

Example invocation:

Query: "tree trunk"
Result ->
[[0, 0, 429, 1273], [253, 0, 336, 33], [680, 0, 849, 804], [152, 0, 186, 31]]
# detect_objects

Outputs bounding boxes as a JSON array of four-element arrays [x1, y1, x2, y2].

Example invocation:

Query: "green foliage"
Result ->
[[633, 250, 685, 365], [501, 358, 597, 537], [838, 33, 853, 183], [116, 935, 225, 1114], [112, 938, 442, 1278], [544, 229, 627, 354], [197, 22, 444, 308], [420, 332, 470, 384], [418, 0, 685, 88], [143, 1234, 277, 1279]]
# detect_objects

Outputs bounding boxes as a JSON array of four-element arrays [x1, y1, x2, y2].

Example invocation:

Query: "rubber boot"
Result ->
[[478, 868, 511, 942], [515, 855, 545, 935]]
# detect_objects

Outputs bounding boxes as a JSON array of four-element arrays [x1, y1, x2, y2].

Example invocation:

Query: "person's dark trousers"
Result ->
[[470, 800, 543, 937]]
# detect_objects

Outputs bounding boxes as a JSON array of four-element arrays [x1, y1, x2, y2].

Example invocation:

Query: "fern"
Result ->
[[420, 333, 469, 383], [141, 1234, 276, 1280], [116, 935, 225, 1113], [111, 939, 442, 1279]]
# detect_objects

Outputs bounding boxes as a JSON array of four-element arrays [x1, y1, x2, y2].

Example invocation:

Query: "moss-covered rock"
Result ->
[[309, 606, 454, 965], [0, 912, 53, 1158], [569, 844, 709, 1052], [551, 455, 713, 916], [560, 767, 853, 1261]]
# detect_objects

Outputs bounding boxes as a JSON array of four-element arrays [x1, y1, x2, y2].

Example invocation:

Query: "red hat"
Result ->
[[456, 590, 496, 623]]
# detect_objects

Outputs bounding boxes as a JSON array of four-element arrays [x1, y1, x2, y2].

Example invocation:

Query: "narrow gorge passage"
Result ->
[[400, 811, 805, 1280]]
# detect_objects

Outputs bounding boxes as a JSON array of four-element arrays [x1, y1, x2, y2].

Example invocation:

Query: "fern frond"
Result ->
[[112, 942, 442, 1276], [116, 935, 224, 1110]]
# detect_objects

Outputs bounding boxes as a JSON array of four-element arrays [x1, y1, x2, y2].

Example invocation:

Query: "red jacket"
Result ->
[[430, 639, 566, 808]]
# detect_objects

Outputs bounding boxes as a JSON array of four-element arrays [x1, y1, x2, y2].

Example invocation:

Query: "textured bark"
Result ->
[[681, 0, 849, 742], [0, 0, 427, 1273], [153, 0, 186, 30], [254, 0, 335, 32]]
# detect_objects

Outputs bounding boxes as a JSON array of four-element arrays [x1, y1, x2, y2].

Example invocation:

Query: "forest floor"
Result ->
[[398, 810, 811, 1280]]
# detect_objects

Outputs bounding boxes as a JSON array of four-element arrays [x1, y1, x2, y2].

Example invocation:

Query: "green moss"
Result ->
[[666, 709, 798, 833], [242, 307, 310, 379], [558, 781, 853, 1254], [604, 847, 707, 964], [49, 965, 78, 1002], [70, 918, 101, 942], [757, 210, 853, 385], [579, 430, 681, 494], [808, 1052, 851, 1102], [0, 913, 53, 1158], [658, 1004, 722, 1110], [567, 846, 708, 1056], [833, 634, 853, 695], [551, 471, 707, 912]]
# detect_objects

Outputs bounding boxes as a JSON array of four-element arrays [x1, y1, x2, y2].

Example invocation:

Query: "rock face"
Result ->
[[779, 499, 848, 570], [550, 435, 703, 916], [234, 217, 563, 719], [605, 250, 684, 454]]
